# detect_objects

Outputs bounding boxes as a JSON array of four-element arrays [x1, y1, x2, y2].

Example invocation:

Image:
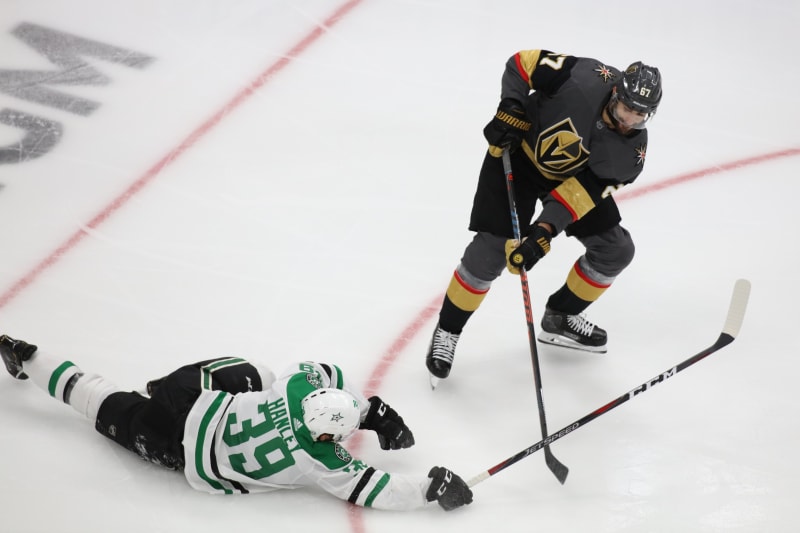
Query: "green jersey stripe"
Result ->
[[331, 364, 343, 389], [200, 358, 247, 389], [364, 473, 390, 507], [194, 391, 232, 494]]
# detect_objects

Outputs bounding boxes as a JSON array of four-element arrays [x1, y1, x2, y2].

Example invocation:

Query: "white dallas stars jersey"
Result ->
[[182, 361, 429, 511]]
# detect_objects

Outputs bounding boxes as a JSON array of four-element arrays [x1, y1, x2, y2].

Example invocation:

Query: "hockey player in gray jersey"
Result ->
[[426, 49, 663, 383], [1, 334, 472, 511]]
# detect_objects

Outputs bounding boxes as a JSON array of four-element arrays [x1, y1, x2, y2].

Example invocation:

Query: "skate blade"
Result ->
[[537, 332, 607, 353], [429, 373, 441, 390]]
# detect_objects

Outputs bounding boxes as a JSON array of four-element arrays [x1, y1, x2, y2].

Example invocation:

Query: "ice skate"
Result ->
[[426, 324, 460, 388], [0, 334, 38, 379], [537, 308, 607, 353]]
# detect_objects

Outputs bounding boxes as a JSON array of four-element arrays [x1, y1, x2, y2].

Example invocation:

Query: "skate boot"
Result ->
[[0, 334, 38, 379], [538, 308, 607, 353], [426, 323, 461, 387]]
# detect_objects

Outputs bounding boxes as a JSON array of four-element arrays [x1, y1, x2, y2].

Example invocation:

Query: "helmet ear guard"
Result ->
[[301, 388, 361, 442]]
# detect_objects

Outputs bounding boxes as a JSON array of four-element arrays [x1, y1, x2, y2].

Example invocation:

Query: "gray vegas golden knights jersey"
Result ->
[[500, 50, 649, 235], [182, 361, 430, 511]]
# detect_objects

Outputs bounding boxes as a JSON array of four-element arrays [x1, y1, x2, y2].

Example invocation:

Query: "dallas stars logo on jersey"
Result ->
[[334, 444, 352, 462], [305, 371, 322, 388]]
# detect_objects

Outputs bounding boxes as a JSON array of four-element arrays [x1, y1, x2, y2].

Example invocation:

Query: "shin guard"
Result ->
[[23, 349, 119, 421]]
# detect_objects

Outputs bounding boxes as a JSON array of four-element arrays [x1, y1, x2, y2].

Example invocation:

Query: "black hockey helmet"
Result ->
[[616, 61, 662, 115]]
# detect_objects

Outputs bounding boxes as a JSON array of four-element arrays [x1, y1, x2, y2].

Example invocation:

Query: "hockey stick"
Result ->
[[502, 148, 569, 485], [467, 278, 751, 487]]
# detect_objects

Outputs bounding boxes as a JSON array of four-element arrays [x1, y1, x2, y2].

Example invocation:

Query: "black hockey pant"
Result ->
[[94, 358, 264, 470]]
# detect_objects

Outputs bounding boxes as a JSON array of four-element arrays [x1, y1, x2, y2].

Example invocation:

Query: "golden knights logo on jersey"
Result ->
[[594, 63, 615, 83], [635, 144, 647, 165], [532, 118, 590, 177]]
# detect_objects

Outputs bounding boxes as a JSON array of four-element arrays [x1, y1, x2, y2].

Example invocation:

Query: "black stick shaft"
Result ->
[[467, 279, 750, 487], [502, 149, 569, 484]]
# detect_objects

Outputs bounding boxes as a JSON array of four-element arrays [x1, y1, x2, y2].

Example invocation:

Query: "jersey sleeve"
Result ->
[[296, 442, 430, 511], [290, 361, 370, 415], [536, 173, 606, 234], [536, 170, 629, 235], [500, 49, 578, 103]]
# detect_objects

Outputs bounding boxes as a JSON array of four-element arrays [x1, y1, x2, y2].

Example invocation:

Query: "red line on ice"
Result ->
[[0, 0, 365, 310], [0, 1, 797, 529]]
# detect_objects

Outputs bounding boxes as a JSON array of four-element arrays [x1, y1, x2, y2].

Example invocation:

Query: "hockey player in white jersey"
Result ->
[[0, 334, 472, 511]]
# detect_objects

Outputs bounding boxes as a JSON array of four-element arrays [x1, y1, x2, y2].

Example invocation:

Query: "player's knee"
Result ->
[[95, 390, 148, 448], [460, 232, 507, 282], [616, 232, 635, 269], [67, 373, 119, 421], [585, 226, 635, 276], [95, 391, 184, 469]]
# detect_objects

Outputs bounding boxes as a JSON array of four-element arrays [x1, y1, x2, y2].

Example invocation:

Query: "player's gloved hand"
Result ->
[[360, 396, 415, 450], [483, 98, 531, 157], [426, 466, 474, 511], [506, 225, 552, 274]]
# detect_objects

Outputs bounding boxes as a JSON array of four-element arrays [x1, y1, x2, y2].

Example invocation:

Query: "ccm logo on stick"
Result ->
[[626, 367, 677, 399]]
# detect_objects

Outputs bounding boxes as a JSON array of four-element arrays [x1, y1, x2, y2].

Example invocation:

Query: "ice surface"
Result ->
[[1, 1, 798, 532]]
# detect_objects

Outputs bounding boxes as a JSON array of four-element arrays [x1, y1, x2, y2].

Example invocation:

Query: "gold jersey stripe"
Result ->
[[552, 177, 596, 221], [515, 50, 543, 86], [446, 271, 488, 312]]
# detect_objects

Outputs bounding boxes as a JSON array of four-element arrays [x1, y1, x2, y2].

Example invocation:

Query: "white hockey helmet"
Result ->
[[301, 388, 361, 442]]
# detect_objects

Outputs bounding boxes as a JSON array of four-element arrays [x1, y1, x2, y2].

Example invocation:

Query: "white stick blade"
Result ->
[[723, 279, 751, 338]]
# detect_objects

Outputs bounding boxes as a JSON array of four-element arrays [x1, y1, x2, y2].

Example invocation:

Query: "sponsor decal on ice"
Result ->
[[0, 23, 154, 165]]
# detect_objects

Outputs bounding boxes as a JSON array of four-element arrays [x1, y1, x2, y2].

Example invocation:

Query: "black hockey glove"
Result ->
[[483, 98, 531, 158], [506, 225, 552, 274], [360, 396, 415, 450], [426, 466, 473, 511]]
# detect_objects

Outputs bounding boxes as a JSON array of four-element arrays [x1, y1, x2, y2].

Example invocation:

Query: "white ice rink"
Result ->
[[1, 1, 799, 532]]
